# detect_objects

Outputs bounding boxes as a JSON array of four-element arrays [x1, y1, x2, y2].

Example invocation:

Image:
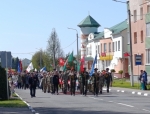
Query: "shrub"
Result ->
[[119, 70, 123, 74], [0, 66, 9, 100], [111, 69, 116, 73]]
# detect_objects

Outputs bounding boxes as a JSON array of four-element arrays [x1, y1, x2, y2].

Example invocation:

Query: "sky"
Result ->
[[0, 0, 127, 60]]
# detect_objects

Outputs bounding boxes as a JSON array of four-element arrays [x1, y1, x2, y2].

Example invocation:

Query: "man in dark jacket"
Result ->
[[53, 70, 59, 95], [29, 72, 38, 98]]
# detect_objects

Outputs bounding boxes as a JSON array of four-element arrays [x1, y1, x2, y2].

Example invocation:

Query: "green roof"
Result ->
[[110, 19, 127, 35], [95, 19, 127, 39], [78, 15, 100, 27]]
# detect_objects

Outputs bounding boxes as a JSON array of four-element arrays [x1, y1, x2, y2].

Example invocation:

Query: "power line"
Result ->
[[61, 39, 77, 49]]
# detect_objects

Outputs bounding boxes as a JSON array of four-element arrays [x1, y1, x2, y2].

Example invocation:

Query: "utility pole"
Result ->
[[68, 28, 79, 71], [127, 1, 134, 86], [113, 0, 134, 86], [6, 52, 8, 99], [40, 50, 42, 69]]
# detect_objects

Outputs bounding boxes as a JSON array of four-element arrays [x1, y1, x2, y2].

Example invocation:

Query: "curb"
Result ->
[[115, 89, 149, 97], [15, 93, 37, 114]]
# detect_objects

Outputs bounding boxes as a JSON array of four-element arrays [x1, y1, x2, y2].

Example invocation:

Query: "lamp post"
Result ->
[[68, 28, 79, 70], [113, 0, 134, 86]]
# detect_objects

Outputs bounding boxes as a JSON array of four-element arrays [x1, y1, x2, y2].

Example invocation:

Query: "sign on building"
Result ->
[[135, 54, 142, 65]]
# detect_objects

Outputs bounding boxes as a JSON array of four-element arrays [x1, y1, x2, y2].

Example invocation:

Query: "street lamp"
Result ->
[[36, 48, 42, 69], [113, 0, 134, 86], [68, 28, 79, 70]]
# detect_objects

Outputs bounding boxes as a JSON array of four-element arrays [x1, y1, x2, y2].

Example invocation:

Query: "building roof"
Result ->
[[110, 19, 127, 35], [78, 15, 100, 27], [95, 19, 127, 39]]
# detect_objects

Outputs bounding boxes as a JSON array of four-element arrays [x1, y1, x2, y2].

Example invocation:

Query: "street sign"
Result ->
[[135, 55, 142, 65]]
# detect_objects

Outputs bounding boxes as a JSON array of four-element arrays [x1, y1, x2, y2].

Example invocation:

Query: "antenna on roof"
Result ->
[[88, 11, 90, 15]]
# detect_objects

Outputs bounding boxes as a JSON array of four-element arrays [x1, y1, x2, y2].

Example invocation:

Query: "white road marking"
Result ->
[[144, 93, 148, 96], [132, 91, 135, 94], [117, 90, 120, 92], [108, 101, 114, 103], [142, 109, 150, 112], [117, 103, 134, 108], [121, 90, 125, 93], [137, 92, 142, 95]]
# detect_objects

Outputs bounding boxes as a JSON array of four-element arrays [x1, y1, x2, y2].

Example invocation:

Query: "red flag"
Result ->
[[80, 57, 85, 72], [20, 60, 22, 72], [59, 58, 65, 66], [124, 52, 130, 57]]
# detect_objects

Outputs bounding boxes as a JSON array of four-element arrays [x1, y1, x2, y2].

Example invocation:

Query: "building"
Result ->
[[0, 51, 12, 68], [78, 15, 128, 75], [99, 20, 128, 77], [21, 58, 30, 68], [129, 0, 150, 78], [78, 15, 101, 71]]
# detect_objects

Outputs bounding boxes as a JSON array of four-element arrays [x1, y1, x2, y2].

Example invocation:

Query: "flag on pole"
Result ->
[[26, 62, 34, 72], [35, 68, 37, 72], [80, 57, 85, 72], [68, 51, 73, 62], [20, 60, 22, 72], [17, 61, 21, 73], [40, 67, 46, 72], [59, 58, 65, 66], [89, 54, 97, 76]]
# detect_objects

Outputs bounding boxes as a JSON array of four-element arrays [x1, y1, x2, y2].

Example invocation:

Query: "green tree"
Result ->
[[32, 50, 53, 71]]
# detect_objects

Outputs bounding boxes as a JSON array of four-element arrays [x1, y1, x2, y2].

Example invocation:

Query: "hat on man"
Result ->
[[106, 68, 109, 71], [94, 68, 98, 70]]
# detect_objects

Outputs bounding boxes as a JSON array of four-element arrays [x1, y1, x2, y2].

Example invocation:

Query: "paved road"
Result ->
[[15, 88, 150, 114]]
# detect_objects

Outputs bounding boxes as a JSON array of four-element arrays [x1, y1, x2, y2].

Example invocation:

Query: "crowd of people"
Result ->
[[8, 67, 113, 97]]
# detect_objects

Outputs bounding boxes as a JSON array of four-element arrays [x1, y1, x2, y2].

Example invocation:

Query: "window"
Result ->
[[98, 45, 100, 53], [104, 43, 107, 52], [116, 41, 117, 51], [134, 32, 137, 44], [118, 41, 120, 51], [96, 45, 97, 54], [141, 31, 143, 43], [146, 23, 150, 36], [140, 7, 143, 19], [147, 5, 150, 13], [134, 10, 137, 22], [112, 42, 115, 52], [109, 43, 111, 52], [146, 49, 150, 64], [101, 44, 102, 53]]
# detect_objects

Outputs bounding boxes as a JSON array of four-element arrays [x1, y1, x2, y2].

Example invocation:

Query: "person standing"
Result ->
[[69, 68, 77, 96], [92, 68, 99, 96], [50, 72, 54, 94], [62, 71, 69, 94], [99, 72, 105, 94], [17, 73, 22, 89], [46, 72, 51, 93], [105, 68, 112, 93], [29, 72, 38, 98], [53, 70, 59, 95], [80, 68, 89, 96], [41, 72, 47, 93]]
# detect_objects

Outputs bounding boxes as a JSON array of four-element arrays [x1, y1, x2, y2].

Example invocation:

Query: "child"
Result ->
[[10, 81, 15, 97]]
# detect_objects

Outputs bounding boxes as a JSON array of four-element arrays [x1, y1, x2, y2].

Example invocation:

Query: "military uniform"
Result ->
[[92, 69, 99, 96], [80, 71, 89, 96], [69, 71, 77, 96], [78, 74, 82, 94], [50, 75, 54, 93], [99, 74, 105, 94], [62, 71, 69, 94], [41, 76, 47, 93], [105, 68, 112, 93], [46, 74, 51, 93]]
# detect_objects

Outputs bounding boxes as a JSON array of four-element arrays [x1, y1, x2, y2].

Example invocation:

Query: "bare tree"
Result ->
[[47, 28, 64, 68]]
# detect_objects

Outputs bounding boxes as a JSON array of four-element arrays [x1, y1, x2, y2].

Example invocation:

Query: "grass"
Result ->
[[112, 78, 142, 89], [0, 93, 27, 107]]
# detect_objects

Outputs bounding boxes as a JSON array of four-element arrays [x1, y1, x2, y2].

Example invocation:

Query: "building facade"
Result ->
[[21, 58, 30, 68], [78, 15, 128, 75], [0, 51, 12, 68], [129, 0, 150, 77]]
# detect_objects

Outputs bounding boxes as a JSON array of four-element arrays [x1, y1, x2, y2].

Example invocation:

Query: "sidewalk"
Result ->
[[0, 107, 33, 114], [110, 87, 150, 97]]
